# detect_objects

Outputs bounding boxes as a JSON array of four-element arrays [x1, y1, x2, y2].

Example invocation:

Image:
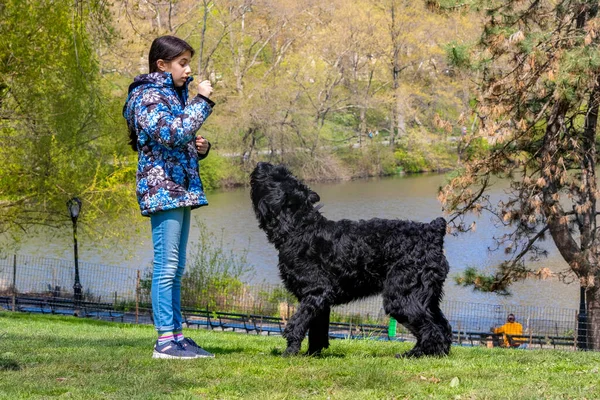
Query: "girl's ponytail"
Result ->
[[128, 125, 138, 151]]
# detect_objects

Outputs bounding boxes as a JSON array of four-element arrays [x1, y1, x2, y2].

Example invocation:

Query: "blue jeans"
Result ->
[[150, 207, 191, 334]]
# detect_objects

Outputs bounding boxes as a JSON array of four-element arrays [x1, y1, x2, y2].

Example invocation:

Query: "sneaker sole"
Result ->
[[194, 353, 215, 358], [152, 350, 197, 359]]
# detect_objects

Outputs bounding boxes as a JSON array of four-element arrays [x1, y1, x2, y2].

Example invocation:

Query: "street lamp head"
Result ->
[[67, 197, 82, 220]]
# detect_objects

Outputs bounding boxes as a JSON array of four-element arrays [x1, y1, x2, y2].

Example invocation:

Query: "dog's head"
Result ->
[[250, 162, 321, 239]]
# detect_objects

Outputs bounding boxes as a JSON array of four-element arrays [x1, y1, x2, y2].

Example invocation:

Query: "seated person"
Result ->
[[492, 313, 526, 348]]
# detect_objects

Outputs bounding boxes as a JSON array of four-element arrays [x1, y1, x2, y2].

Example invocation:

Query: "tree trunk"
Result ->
[[396, 95, 405, 138], [578, 5, 600, 352], [197, 0, 210, 77], [586, 286, 600, 350], [390, 1, 400, 146], [359, 106, 366, 147]]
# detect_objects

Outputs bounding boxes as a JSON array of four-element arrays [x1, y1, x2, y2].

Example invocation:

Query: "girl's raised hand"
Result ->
[[196, 135, 209, 155], [198, 80, 213, 98]]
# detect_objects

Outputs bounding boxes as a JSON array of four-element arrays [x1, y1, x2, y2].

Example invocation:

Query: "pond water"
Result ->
[[15, 172, 580, 311]]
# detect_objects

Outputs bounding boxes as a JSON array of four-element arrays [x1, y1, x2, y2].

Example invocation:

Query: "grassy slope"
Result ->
[[0, 312, 599, 399]]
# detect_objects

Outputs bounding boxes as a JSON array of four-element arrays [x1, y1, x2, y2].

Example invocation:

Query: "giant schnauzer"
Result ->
[[250, 162, 452, 358]]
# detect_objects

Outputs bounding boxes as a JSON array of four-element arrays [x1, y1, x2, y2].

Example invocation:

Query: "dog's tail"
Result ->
[[430, 217, 447, 236]]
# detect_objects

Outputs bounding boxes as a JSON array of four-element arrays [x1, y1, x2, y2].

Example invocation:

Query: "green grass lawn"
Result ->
[[1, 312, 599, 399]]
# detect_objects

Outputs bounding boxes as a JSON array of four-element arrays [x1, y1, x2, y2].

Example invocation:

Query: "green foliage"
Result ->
[[334, 143, 398, 177], [454, 267, 511, 296], [256, 286, 298, 317], [199, 153, 233, 191], [259, 286, 297, 306], [430, 141, 460, 170], [330, 112, 358, 128], [464, 137, 490, 161], [394, 148, 431, 173], [445, 41, 472, 69], [0, 0, 138, 247], [104, 0, 477, 185], [0, 0, 482, 250], [441, 3, 600, 340]]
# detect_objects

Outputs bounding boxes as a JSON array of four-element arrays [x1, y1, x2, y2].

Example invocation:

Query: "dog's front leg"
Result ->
[[307, 305, 331, 356], [282, 293, 329, 356]]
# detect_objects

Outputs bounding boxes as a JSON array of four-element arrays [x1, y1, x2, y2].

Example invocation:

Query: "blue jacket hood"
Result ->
[[127, 72, 193, 94]]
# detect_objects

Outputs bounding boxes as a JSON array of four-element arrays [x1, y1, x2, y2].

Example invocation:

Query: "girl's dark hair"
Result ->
[[128, 36, 195, 151], [148, 35, 195, 73]]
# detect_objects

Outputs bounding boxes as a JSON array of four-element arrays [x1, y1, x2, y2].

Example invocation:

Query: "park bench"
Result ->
[[84, 309, 124, 322], [452, 331, 503, 347], [214, 312, 255, 333], [452, 330, 475, 346], [358, 323, 390, 340], [183, 308, 212, 330], [17, 297, 55, 314], [183, 310, 255, 333], [548, 335, 576, 349], [328, 321, 359, 339], [507, 334, 546, 348], [251, 315, 285, 335], [16, 297, 77, 316], [81, 300, 124, 322], [2, 295, 124, 321], [0, 296, 12, 311]]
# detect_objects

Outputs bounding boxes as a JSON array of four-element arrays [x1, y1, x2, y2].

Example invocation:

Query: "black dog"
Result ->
[[250, 162, 452, 358]]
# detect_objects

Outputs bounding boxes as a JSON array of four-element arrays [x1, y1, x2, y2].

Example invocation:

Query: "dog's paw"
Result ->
[[396, 346, 449, 359], [396, 348, 425, 359], [305, 349, 322, 357], [282, 347, 301, 357]]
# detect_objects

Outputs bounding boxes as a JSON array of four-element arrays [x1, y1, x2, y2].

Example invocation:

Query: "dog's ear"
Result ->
[[273, 165, 292, 181], [308, 191, 320, 204], [287, 187, 307, 207]]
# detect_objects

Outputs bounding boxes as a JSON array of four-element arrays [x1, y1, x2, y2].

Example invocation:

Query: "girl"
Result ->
[[123, 35, 215, 359]]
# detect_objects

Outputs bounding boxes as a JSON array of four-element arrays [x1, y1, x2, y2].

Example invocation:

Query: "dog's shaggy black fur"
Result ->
[[250, 162, 453, 358]]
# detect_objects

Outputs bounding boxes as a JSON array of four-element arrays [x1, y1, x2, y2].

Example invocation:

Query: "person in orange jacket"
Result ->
[[492, 314, 526, 348]]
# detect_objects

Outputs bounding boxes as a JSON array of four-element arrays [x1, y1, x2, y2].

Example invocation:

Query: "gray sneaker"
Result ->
[[180, 337, 215, 358], [152, 340, 198, 359]]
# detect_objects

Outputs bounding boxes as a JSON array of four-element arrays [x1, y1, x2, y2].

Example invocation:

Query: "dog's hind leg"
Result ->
[[307, 305, 331, 356], [282, 290, 330, 356], [402, 301, 452, 358], [383, 271, 452, 358]]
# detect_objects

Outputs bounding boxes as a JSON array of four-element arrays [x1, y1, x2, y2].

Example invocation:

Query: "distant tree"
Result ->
[[440, 0, 600, 349], [0, 0, 137, 246], [109, 0, 479, 180]]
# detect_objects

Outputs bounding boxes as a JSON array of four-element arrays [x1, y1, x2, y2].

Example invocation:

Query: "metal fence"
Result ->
[[0, 253, 589, 350]]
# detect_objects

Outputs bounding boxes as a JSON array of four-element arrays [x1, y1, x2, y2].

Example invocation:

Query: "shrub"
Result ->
[[199, 153, 234, 190], [464, 137, 490, 161], [394, 148, 430, 173]]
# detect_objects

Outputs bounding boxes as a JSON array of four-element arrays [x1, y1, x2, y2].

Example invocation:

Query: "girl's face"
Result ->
[[157, 50, 192, 87]]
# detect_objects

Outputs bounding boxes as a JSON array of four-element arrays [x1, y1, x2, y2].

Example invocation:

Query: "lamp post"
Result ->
[[67, 197, 82, 309]]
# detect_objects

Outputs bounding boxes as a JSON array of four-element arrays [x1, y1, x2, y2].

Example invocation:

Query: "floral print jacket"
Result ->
[[123, 72, 214, 216]]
